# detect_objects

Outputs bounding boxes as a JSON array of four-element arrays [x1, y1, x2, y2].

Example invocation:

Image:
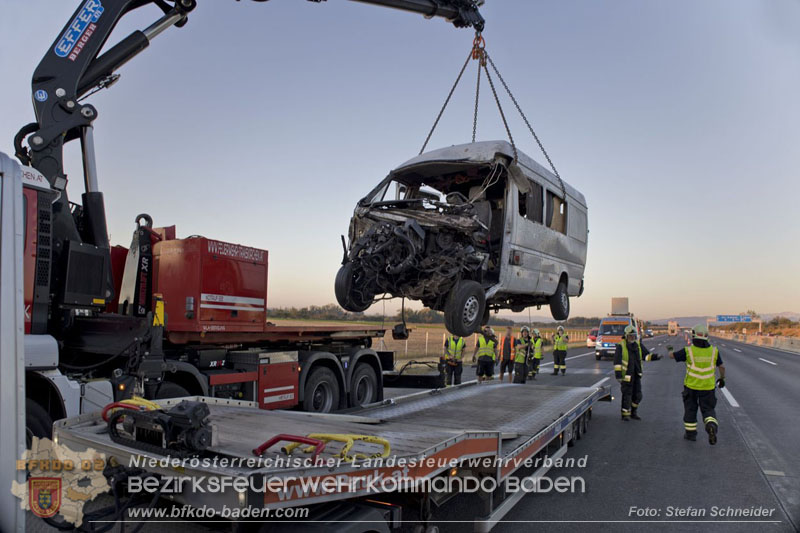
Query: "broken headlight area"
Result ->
[[336, 217, 486, 312]]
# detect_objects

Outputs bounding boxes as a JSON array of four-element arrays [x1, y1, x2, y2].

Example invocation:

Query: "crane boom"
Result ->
[[13, 0, 484, 336]]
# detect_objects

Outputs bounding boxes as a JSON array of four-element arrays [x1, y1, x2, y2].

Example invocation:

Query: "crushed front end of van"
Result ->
[[336, 141, 588, 336]]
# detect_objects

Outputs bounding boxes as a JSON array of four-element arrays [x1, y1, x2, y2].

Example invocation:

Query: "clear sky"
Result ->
[[1, 0, 799, 320]]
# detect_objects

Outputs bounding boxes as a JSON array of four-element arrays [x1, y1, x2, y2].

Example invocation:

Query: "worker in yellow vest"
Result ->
[[668, 324, 726, 444], [528, 329, 543, 379], [499, 326, 516, 383], [552, 326, 569, 375], [614, 325, 657, 421], [471, 326, 498, 384], [513, 326, 531, 384], [443, 335, 466, 386]]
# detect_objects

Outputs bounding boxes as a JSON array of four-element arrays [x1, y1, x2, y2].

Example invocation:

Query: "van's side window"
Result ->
[[546, 190, 567, 234], [518, 181, 543, 224]]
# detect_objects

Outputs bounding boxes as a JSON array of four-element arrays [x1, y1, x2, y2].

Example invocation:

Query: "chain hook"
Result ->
[[471, 32, 486, 66]]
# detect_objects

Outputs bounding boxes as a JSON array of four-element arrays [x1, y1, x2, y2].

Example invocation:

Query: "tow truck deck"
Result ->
[[54, 381, 611, 531]]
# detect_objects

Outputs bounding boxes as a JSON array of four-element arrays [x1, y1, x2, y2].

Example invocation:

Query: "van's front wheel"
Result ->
[[445, 280, 486, 337], [549, 279, 570, 321]]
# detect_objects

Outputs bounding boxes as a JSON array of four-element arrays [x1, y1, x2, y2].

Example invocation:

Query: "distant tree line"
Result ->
[[268, 304, 603, 329]]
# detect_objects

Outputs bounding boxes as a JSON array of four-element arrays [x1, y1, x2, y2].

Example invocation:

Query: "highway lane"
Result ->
[[429, 335, 794, 532], [709, 336, 800, 529]]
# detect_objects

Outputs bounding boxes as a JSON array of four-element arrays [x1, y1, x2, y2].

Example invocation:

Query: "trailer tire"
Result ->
[[26, 399, 53, 446], [549, 278, 570, 321], [303, 367, 340, 413], [349, 363, 378, 407], [444, 280, 485, 337], [154, 382, 191, 400]]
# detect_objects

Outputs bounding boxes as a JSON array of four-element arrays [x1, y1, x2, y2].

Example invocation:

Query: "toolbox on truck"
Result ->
[[153, 236, 268, 333]]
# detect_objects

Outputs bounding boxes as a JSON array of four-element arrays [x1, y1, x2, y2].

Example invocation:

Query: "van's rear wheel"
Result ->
[[303, 367, 340, 413], [445, 280, 486, 337], [549, 279, 570, 321]]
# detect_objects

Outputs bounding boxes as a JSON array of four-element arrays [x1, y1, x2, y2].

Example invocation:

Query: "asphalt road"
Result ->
[[29, 336, 799, 532], [427, 335, 799, 532]]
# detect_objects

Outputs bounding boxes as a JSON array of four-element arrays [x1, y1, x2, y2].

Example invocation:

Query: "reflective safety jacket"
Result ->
[[500, 335, 516, 360], [533, 337, 543, 359], [515, 338, 530, 363], [445, 337, 465, 361], [477, 336, 497, 360], [554, 334, 568, 351], [615, 341, 643, 382], [684, 345, 719, 391]]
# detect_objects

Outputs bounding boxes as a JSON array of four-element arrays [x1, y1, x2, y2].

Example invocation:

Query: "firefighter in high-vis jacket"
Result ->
[[552, 326, 569, 375], [443, 335, 466, 386], [472, 326, 498, 384], [528, 329, 543, 379], [614, 325, 659, 420], [513, 327, 531, 384], [668, 324, 726, 444]]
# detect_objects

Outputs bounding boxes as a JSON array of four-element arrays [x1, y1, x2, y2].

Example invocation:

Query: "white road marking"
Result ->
[[539, 352, 592, 367], [764, 470, 786, 477], [733, 348, 742, 353], [758, 357, 777, 366], [590, 377, 609, 389], [720, 387, 740, 408]]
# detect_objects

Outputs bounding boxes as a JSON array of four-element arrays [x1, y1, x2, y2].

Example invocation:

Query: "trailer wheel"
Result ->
[[549, 279, 570, 321], [154, 382, 191, 400], [444, 280, 485, 337], [350, 364, 378, 407], [26, 399, 53, 447], [303, 367, 340, 413]]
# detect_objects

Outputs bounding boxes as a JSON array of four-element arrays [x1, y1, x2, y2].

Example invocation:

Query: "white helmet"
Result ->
[[693, 324, 709, 339]]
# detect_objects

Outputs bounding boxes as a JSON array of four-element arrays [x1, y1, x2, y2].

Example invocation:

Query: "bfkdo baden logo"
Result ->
[[11, 438, 109, 526], [29, 477, 62, 518]]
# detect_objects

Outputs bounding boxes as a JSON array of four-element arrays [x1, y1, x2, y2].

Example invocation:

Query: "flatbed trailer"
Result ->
[[54, 380, 611, 532]]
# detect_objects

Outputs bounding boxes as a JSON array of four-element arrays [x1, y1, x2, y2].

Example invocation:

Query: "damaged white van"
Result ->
[[335, 141, 588, 336]]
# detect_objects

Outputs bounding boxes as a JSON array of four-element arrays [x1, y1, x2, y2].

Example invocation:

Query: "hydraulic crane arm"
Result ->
[[13, 0, 484, 335], [17, 0, 484, 182]]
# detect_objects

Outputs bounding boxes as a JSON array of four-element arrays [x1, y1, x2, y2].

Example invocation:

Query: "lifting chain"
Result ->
[[419, 32, 566, 204]]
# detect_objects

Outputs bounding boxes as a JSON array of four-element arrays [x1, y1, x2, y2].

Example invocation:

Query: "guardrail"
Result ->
[[713, 331, 800, 354]]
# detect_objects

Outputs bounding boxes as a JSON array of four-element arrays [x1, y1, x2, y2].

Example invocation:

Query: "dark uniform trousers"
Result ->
[[682, 386, 716, 435], [620, 373, 643, 416], [446, 361, 463, 386]]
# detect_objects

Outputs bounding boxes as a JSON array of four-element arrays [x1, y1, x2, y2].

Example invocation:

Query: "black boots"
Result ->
[[630, 410, 641, 420], [706, 422, 718, 445], [684, 431, 697, 441]]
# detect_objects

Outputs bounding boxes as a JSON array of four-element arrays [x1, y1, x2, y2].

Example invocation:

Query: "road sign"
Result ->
[[716, 315, 752, 323]]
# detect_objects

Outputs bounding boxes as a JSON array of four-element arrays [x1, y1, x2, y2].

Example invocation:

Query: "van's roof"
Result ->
[[393, 141, 586, 207]]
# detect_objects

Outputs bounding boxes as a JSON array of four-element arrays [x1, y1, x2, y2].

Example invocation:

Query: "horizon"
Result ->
[[1, 1, 798, 319]]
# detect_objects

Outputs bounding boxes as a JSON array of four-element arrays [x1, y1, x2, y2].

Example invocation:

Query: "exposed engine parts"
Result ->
[[337, 217, 485, 312]]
